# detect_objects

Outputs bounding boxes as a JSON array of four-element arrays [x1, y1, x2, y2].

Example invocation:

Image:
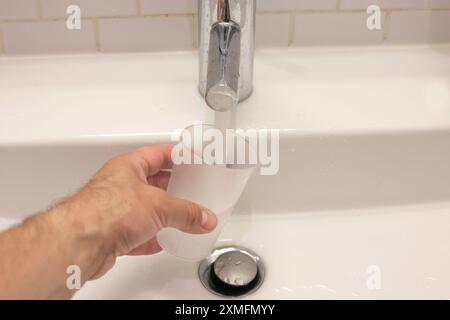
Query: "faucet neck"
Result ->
[[218, 0, 231, 22]]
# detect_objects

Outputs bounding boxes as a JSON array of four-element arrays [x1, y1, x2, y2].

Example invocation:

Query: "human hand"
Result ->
[[66, 144, 217, 279], [0, 144, 217, 299]]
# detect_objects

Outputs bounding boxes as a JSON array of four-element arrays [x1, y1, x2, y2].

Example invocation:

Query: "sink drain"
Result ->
[[198, 246, 265, 298]]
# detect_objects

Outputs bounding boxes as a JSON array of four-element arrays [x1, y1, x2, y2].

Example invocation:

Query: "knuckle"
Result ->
[[104, 155, 124, 168], [149, 188, 169, 226]]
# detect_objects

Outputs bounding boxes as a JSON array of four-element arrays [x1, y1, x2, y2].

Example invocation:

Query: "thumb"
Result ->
[[156, 193, 218, 234]]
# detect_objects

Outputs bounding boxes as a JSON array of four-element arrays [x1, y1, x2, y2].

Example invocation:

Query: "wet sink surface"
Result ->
[[74, 205, 450, 299]]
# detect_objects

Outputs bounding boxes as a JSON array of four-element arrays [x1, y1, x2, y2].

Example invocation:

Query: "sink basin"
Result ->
[[0, 45, 449, 299]]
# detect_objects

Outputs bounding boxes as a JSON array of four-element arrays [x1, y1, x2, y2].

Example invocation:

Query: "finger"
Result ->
[[155, 193, 217, 234], [133, 144, 174, 177], [147, 171, 171, 190], [127, 238, 162, 256]]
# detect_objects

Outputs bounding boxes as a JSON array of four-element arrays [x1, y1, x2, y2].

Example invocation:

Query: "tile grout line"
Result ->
[[192, 14, 197, 49], [92, 18, 101, 52], [36, 0, 43, 19], [383, 10, 391, 42], [0, 25, 4, 54], [0, 8, 448, 24], [0, 4, 448, 55], [0, 13, 197, 24], [256, 7, 449, 14], [288, 12, 295, 47], [136, 0, 141, 16]]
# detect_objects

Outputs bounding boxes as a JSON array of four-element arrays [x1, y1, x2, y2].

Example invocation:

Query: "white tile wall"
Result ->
[[2, 21, 97, 54], [0, 0, 448, 55], [0, 0, 40, 20], [41, 0, 138, 18], [340, 0, 428, 9], [256, 13, 291, 47], [98, 16, 193, 52], [294, 12, 385, 46], [140, 0, 197, 15], [429, 0, 450, 9], [0, 26, 4, 53], [388, 10, 450, 43], [258, 0, 337, 11]]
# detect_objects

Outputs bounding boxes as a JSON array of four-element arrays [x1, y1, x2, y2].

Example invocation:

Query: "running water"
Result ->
[[214, 110, 236, 167], [214, 109, 234, 132]]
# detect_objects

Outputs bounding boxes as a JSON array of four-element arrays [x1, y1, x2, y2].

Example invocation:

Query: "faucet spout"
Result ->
[[199, 0, 256, 112], [205, 3, 241, 111]]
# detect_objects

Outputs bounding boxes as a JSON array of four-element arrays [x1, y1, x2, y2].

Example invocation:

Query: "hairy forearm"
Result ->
[[0, 145, 217, 299], [0, 196, 112, 299]]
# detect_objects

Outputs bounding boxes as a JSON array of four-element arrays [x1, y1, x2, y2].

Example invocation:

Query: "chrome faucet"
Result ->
[[198, 0, 256, 111]]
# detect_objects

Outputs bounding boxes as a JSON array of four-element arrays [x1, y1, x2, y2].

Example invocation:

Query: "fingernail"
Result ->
[[201, 210, 217, 231]]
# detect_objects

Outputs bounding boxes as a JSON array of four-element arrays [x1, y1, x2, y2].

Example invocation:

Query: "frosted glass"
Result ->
[[157, 163, 254, 260]]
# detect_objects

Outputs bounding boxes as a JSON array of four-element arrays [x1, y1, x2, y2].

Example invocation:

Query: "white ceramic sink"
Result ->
[[0, 45, 449, 299]]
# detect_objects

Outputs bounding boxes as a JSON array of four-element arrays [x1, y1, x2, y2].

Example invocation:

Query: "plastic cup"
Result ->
[[156, 124, 255, 261]]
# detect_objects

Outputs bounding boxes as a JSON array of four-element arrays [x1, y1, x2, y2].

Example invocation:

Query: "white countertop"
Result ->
[[1, 44, 450, 145]]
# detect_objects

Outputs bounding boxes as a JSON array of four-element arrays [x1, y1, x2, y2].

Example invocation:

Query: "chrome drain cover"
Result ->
[[198, 246, 265, 298]]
